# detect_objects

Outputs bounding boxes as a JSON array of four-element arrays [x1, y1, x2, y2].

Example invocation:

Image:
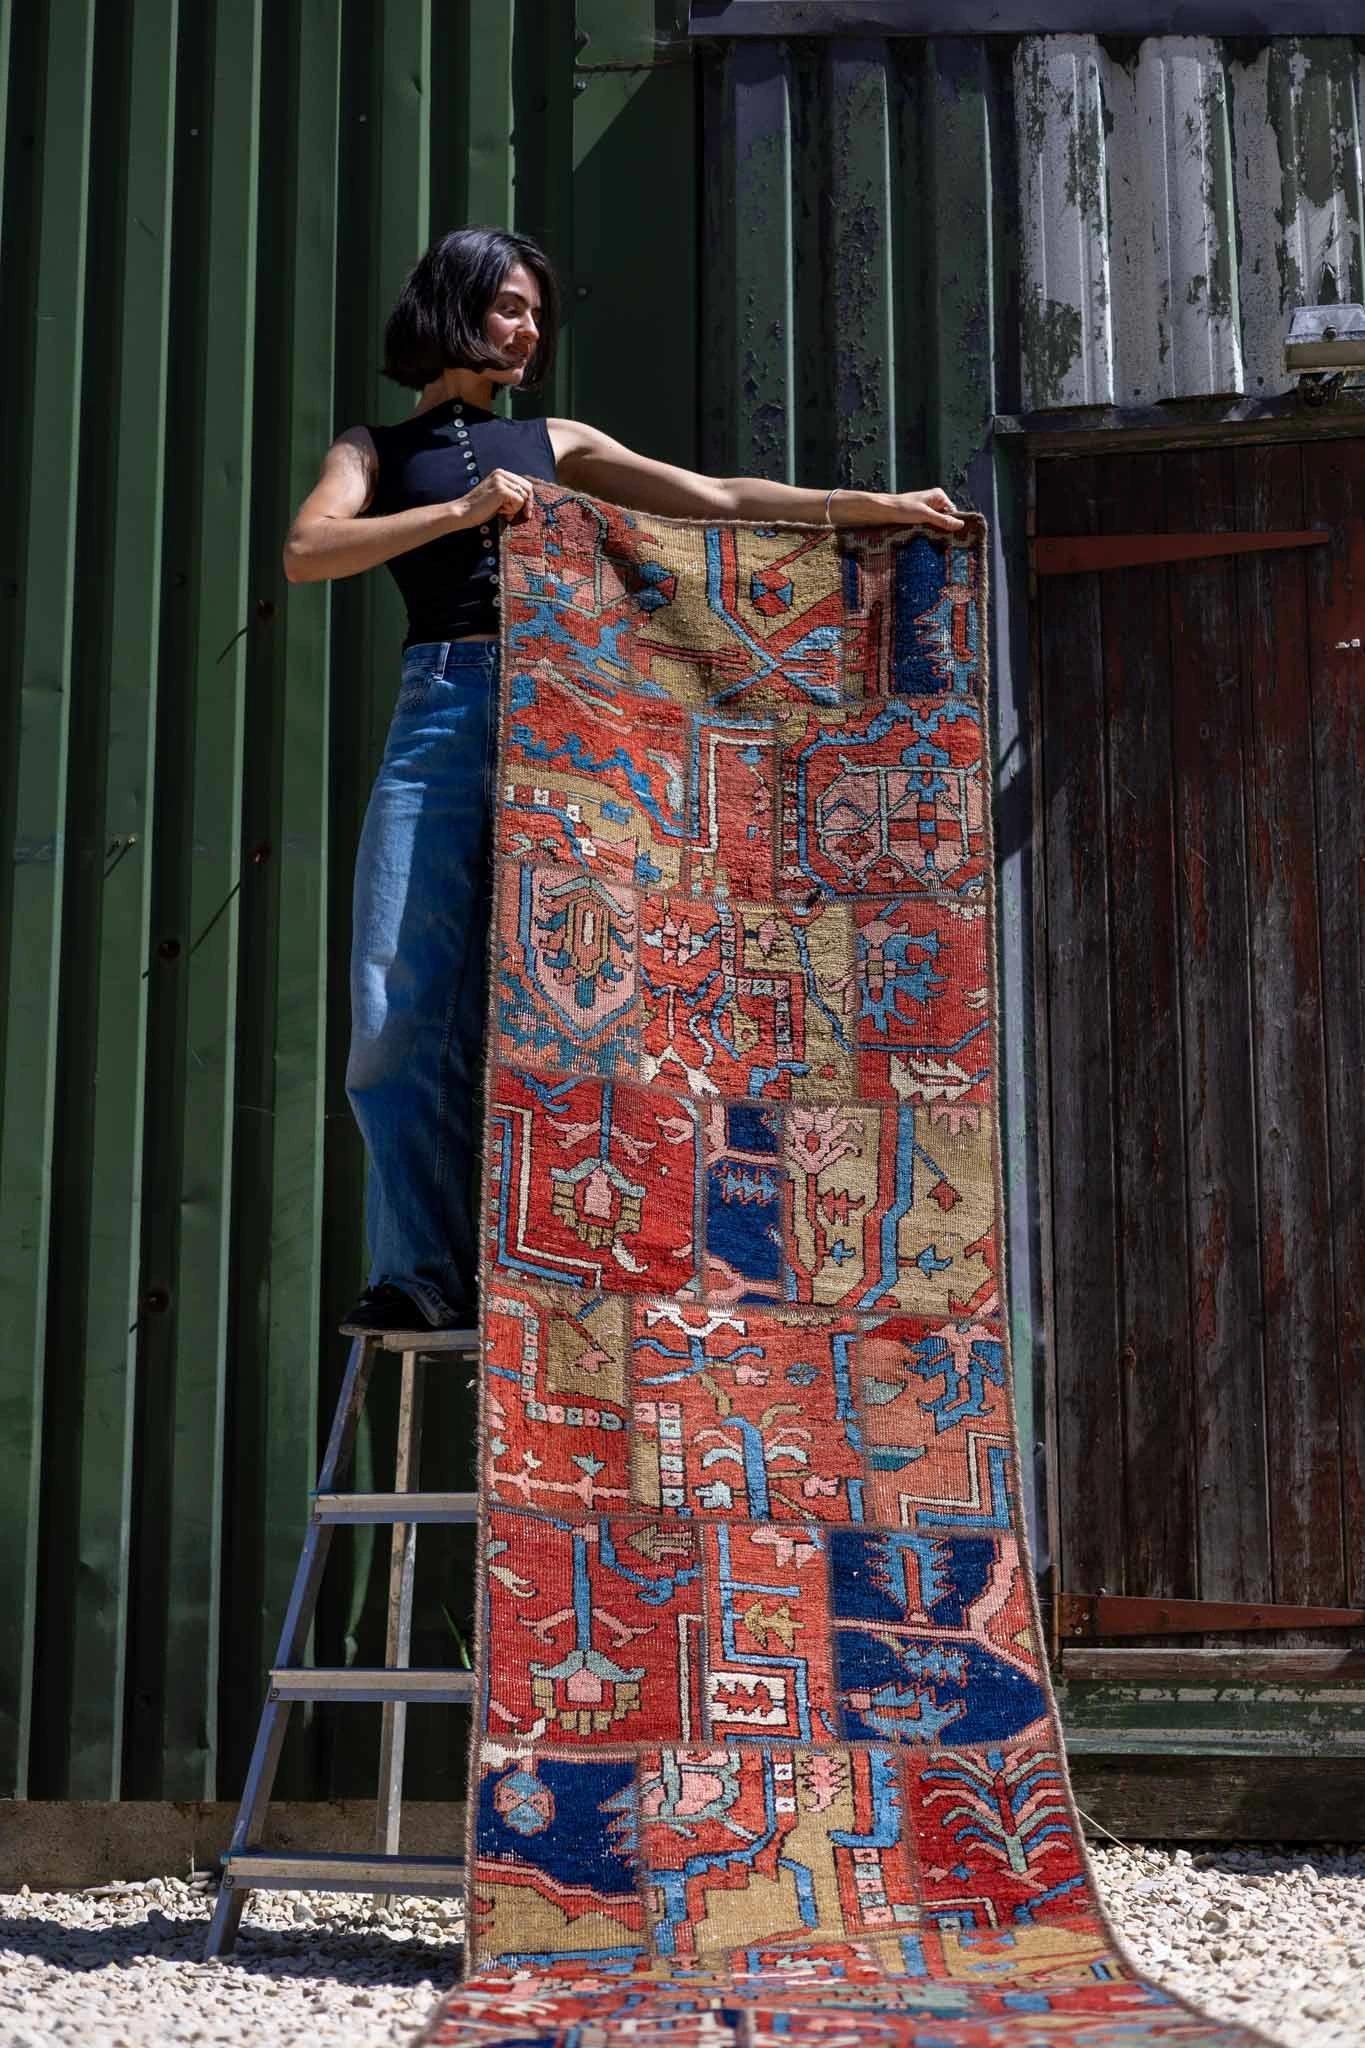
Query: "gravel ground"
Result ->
[[0, 1843, 1361, 2046], [1087, 1841, 1365, 2048]]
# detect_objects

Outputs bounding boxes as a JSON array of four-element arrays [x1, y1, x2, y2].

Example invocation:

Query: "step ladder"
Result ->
[[204, 1325, 479, 1958]]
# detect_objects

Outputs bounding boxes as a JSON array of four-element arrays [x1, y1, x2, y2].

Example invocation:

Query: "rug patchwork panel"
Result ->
[[421, 491, 1268, 2045]]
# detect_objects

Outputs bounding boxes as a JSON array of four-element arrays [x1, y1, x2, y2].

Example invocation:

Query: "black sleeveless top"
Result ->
[[364, 397, 559, 645]]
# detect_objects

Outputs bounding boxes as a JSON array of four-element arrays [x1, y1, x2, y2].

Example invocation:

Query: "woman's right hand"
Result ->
[[454, 468, 536, 527]]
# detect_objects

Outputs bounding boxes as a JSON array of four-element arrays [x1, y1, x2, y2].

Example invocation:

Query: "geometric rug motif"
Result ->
[[421, 491, 1272, 2044]]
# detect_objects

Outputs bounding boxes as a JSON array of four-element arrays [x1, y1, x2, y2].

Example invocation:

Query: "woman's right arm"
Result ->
[[282, 428, 534, 583]]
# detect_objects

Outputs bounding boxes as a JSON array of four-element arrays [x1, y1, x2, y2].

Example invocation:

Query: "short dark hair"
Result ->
[[382, 226, 560, 392]]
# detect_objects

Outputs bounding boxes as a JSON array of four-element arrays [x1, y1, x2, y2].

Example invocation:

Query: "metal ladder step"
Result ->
[[336, 1324, 479, 1352], [269, 1667, 475, 1704], [221, 1849, 467, 1898], [312, 1490, 478, 1524]]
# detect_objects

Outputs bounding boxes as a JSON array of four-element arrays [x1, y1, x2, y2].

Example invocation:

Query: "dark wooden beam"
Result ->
[[1069, 1754, 1365, 1841], [1033, 530, 1329, 574], [997, 399, 1365, 458]]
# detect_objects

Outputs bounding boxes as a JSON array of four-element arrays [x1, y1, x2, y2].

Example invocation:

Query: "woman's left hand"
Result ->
[[880, 487, 966, 532]]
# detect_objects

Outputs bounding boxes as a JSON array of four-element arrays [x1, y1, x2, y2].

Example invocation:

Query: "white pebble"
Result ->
[[3, 1851, 1363, 2044], [1089, 1839, 1365, 2046], [0, 1878, 465, 2046]]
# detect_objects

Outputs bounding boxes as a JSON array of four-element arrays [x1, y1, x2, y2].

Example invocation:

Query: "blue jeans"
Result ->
[[346, 638, 498, 1326]]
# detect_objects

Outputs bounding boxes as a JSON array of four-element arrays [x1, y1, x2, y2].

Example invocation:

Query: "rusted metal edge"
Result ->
[[1033, 530, 1329, 574], [1058, 1592, 1365, 1639]]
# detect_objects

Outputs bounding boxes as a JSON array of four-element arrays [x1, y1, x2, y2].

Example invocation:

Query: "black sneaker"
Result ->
[[340, 1282, 438, 1335]]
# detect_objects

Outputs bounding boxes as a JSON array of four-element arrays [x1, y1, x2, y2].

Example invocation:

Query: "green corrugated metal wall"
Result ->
[[3, 4, 1028, 1802], [0, 0, 703, 1804]]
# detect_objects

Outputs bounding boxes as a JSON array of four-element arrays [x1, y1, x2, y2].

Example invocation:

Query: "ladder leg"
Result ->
[[373, 1345, 425, 1908], [204, 1869, 249, 1958], [205, 1335, 379, 1958]]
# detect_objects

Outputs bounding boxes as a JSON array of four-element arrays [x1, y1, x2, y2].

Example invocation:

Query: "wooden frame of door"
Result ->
[[1023, 420, 1365, 1707]]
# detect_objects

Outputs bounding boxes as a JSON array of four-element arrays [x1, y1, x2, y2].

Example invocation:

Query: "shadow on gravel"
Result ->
[[0, 1911, 466, 1986]]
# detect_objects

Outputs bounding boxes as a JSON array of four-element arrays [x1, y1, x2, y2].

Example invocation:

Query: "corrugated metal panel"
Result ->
[[1017, 34, 1365, 408], [0, 0, 697, 1803], [1016, 39, 1114, 410], [6, 7, 1362, 1807], [1, 0, 99, 1806], [1241, 42, 1365, 391], [700, 28, 1365, 433], [699, 37, 1012, 491]]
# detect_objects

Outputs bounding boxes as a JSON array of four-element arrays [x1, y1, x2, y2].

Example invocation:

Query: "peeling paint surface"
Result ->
[[712, 33, 1365, 435], [1061, 1676, 1365, 1756], [1017, 34, 1365, 408], [701, 36, 1007, 491], [1018, 40, 1114, 406]]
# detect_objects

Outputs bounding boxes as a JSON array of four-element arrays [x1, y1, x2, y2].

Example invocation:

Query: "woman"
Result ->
[[284, 226, 965, 1335]]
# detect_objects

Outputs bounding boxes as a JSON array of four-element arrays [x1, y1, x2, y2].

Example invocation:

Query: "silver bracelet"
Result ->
[[822, 485, 842, 526]]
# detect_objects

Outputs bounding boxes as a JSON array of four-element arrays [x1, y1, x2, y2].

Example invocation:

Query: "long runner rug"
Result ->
[[421, 489, 1273, 2046]]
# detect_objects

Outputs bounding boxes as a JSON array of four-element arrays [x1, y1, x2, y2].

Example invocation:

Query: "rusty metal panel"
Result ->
[[1017, 34, 1365, 409]]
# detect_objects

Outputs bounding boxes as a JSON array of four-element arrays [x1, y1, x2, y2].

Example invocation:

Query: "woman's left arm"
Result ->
[[548, 419, 965, 533]]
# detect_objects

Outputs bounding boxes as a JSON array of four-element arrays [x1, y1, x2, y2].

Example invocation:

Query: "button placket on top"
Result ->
[[453, 404, 499, 608]]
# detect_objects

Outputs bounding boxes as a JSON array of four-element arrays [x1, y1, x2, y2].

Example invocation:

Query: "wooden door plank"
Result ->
[[1302, 439, 1365, 1615], [1063, 1646, 1365, 1680], [1165, 446, 1272, 1628], [1036, 458, 1126, 1597], [1093, 451, 1197, 1631], [1234, 442, 1345, 1644], [1067, 1755, 1365, 1841]]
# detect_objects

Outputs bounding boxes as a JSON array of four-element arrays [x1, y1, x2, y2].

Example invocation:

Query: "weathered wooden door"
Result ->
[[1033, 436, 1364, 1671]]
